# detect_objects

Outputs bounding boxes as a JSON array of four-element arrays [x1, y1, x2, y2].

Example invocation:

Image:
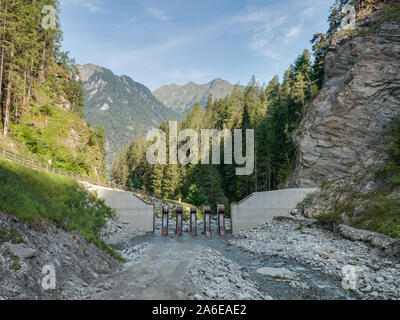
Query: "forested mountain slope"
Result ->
[[0, 0, 106, 178], [0, 0, 119, 269], [77, 64, 181, 167], [113, 47, 320, 213]]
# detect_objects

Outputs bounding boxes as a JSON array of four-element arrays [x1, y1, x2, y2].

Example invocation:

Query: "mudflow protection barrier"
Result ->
[[161, 205, 226, 237]]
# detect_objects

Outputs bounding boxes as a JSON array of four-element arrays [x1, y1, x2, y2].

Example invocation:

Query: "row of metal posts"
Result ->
[[161, 205, 226, 237]]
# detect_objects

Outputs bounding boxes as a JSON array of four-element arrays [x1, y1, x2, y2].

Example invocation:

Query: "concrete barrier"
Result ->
[[84, 183, 155, 233], [231, 188, 318, 233]]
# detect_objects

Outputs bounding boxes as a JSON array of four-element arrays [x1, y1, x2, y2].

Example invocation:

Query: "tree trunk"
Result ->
[[22, 67, 27, 106], [27, 57, 33, 104], [0, 0, 7, 125], [39, 40, 46, 83], [3, 43, 13, 138], [13, 95, 17, 122]]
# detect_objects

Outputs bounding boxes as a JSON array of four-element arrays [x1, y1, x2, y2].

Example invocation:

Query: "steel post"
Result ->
[[161, 206, 169, 236], [203, 206, 211, 237], [190, 208, 197, 236], [176, 206, 183, 236], [217, 204, 226, 236]]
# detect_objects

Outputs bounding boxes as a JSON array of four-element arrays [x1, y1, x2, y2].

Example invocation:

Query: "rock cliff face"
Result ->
[[288, 3, 400, 188]]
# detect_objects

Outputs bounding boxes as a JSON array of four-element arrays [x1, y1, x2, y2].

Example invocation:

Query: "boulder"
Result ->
[[4, 243, 37, 260], [256, 267, 297, 280]]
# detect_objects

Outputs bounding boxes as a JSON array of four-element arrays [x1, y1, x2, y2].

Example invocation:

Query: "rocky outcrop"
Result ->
[[288, 3, 400, 188]]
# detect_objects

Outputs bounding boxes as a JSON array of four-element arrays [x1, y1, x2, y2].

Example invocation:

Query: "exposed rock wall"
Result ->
[[288, 4, 400, 188]]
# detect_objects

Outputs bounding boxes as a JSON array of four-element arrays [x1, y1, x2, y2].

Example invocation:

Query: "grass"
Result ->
[[0, 228, 25, 245], [3, 80, 107, 179], [352, 193, 400, 238], [315, 189, 400, 239], [164, 198, 203, 220], [10, 103, 102, 176], [0, 157, 124, 262]]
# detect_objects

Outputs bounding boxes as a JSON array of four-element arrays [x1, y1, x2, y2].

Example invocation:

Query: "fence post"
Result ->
[[203, 206, 211, 237], [190, 208, 197, 236], [176, 206, 183, 236], [217, 204, 226, 237]]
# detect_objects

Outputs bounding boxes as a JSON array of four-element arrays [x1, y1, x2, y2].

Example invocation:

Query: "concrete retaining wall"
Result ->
[[84, 183, 155, 233], [231, 188, 318, 233]]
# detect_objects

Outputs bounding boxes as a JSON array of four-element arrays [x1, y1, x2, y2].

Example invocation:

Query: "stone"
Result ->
[[215, 277, 224, 284], [241, 272, 250, 280], [315, 251, 330, 259], [376, 276, 384, 283], [205, 273, 214, 281], [205, 289, 215, 298], [256, 267, 297, 280], [4, 243, 37, 260]]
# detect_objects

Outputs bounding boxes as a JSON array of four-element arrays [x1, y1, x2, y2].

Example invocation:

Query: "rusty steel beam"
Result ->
[[217, 204, 226, 236], [161, 206, 169, 236], [190, 208, 197, 236], [176, 206, 183, 236], [203, 206, 211, 237]]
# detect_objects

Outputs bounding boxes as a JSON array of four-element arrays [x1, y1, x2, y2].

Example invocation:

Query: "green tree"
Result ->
[[186, 184, 209, 208]]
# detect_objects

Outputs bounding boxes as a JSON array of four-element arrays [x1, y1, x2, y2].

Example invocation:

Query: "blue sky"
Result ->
[[59, 0, 333, 90]]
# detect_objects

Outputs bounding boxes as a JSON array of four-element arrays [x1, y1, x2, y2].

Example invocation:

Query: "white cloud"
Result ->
[[146, 7, 173, 21], [231, 7, 293, 59], [61, 0, 103, 13], [284, 24, 302, 43], [106, 35, 196, 72], [229, 1, 324, 60]]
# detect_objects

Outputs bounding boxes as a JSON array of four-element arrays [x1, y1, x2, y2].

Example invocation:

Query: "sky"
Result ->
[[59, 0, 333, 91]]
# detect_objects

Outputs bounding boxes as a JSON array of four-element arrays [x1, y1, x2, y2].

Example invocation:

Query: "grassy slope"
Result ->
[[0, 157, 123, 261], [315, 182, 400, 239]]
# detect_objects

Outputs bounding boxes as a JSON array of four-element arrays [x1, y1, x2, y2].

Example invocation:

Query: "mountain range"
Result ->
[[153, 78, 241, 113], [76, 64, 181, 166], [77, 64, 241, 166]]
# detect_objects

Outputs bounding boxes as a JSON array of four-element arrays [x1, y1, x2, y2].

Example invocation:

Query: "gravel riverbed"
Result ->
[[229, 217, 400, 300], [95, 213, 387, 300]]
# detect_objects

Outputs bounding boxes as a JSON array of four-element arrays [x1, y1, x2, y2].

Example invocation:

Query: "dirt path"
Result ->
[[91, 241, 199, 300]]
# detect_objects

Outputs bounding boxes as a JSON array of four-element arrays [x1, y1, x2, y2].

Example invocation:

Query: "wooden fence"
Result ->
[[0, 146, 152, 196]]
